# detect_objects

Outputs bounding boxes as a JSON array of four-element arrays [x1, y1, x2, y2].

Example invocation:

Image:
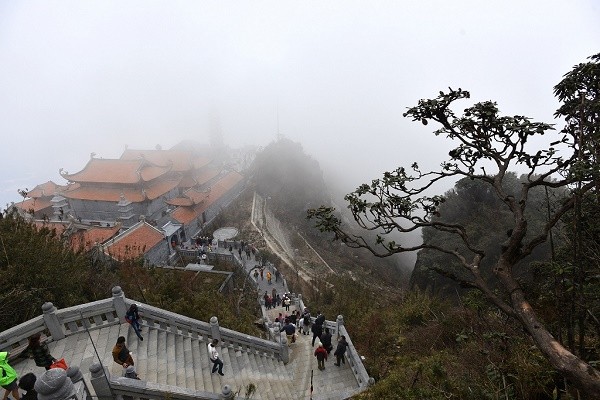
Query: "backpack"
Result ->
[[303, 315, 310, 325]]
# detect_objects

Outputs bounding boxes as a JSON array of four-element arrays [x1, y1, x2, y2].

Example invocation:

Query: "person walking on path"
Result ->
[[266, 271, 272, 284], [17, 333, 56, 370], [112, 336, 135, 370], [125, 304, 144, 341], [320, 328, 333, 354], [334, 335, 348, 366], [279, 319, 296, 345], [275, 269, 280, 282], [271, 288, 277, 302], [301, 309, 311, 335], [0, 351, 20, 400], [311, 318, 323, 346], [283, 295, 291, 311], [208, 339, 224, 376], [314, 340, 328, 371]]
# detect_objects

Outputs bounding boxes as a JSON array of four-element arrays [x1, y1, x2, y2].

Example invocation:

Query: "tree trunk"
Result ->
[[508, 284, 600, 398]]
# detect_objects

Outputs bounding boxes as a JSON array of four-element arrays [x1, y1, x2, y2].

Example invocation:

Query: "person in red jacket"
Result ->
[[313, 340, 328, 371]]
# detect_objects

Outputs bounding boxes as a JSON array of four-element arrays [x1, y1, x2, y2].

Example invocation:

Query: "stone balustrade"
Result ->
[[1, 285, 371, 398], [90, 363, 234, 400]]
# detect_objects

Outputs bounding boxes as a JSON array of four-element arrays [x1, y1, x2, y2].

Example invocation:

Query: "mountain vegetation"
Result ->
[[308, 53, 600, 398]]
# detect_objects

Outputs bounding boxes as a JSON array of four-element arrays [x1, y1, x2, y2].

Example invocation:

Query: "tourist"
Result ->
[[279, 319, 296, 345], [313, 340, 328, 371], [112, 336, 135, 370], [271, 287, 277, 302], [0, 351, 20, 400], [260, 268, 264, 281], [275, 294, 281, 307], [266, 271, 272, 284], [320, 328, 333, 354], [283, 295, 291, 311], [274, 269, 280, 282], [334, 336, 348, 366], [301, 309, 311, 335], [125, 304, 144, 341], [18, 373, 37, 400], [311, 318, 323, 346], [17, 333, 56, 370], [207, 339, 224, 376]]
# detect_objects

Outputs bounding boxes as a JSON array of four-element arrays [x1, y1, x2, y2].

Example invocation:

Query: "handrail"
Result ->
[[0, 315, 46, 353], [110, 377, 222, 400], [124, 301, 282, 359], [339, 325, 371, 388]]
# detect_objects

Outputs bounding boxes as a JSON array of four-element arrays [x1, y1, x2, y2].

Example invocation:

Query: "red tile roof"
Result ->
[[120, 149, 212, 173], [61, 178, 179, 202], [194, 168, 220, 186], [62, 158, 170, 184], [62, 184, 146, 202], [27, 181, 64, 198], [70, 225, 121, 252], [14, 197, 53, 213], [171, 172, 243, 224], [104, 222, 164, 260], [144, 179, 180, 200], [32, 221, 68, 236]]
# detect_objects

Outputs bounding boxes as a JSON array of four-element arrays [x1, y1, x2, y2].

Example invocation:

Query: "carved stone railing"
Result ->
[[90, 364, 234, 400]]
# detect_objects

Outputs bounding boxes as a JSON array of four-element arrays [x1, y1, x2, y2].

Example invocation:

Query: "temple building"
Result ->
[[12, 142, 248, 265]]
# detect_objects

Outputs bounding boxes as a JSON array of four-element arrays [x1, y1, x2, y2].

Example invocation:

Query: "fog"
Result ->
[[1, 1, 599, 210]]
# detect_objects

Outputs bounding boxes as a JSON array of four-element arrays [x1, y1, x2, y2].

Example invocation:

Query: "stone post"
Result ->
[[336, 315, 344, 338], [67, 366, 91, 399], [42, 302, 65, 341], [221, 384, 235, 399], [112, 286, 127, 319], [297, 294, 303, 309], [210, 316, 221, 341], [89, 363, 113, 400], [34, 368, 76, 400], [280, 335, 289, 364]]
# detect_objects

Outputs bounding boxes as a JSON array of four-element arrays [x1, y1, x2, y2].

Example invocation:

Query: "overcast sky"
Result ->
[[1, 1, 599, 209]]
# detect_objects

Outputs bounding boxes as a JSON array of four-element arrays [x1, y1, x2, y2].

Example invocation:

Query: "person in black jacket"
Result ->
[[125, 304, 143, 341], [334, 335, 348, 366], [320, 328, 333, 353], [311, 320, 323, 346], [18, 333, 55, 370], [280, 319, 296, 345]]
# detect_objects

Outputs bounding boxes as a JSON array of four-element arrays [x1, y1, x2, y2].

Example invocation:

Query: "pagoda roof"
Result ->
[[171, 171, 243, 224], [27, 181, 64, 198], [70, 225, 121, 252], [120, 149, 212, 172], [61, 158, 171, 184], [103, 221, 164, 261], [61, 179, 180, 202], [14, 197, 53, 213]]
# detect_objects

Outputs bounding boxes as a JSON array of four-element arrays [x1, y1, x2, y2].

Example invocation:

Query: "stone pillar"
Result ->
[[34, 368, 76, 400], [67, 366, 91, 399], [210, 316, 221, 341], [280, 335, 289, 364], [42, 302, 65, 341], [221, 384, 235, 399], [336, 315, 344, 338], [89, 363, 113, 400], [112, 286, 127, 319], [297, 294, 303, 309]]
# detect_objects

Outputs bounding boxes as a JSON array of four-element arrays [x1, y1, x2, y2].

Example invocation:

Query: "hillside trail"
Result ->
[[250, 192, 326, 288]]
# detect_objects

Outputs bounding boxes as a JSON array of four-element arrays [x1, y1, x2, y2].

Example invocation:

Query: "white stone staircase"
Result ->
[[11, 311, 361, 399]]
